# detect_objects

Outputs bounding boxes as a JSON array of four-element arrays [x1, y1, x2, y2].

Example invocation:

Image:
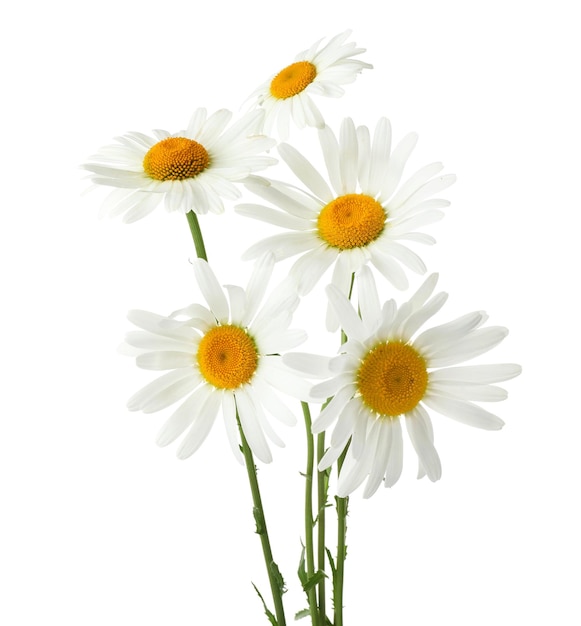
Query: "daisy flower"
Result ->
[[83, 108, 276, 223], [248, 30, 372, 139], [237, 117, 456, 329], [284, 267, 521, 497], [121, 254, 309, 463]]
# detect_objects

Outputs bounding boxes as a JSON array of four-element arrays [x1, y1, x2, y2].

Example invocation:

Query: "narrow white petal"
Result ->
[[406, 410, 441, 482], [331, 398, 360, 447], [136, 351, 194, 371], [242, 252, 275, 325], [422, 395, 505, 430], [236, 388, 273, 463], [339, 118, 358, 193], [128, 369, 196, 412], [176, 391, 221, 459], [222, 392, 244, 464], [326, 284, 366, 342], [283, 352, 332, 378], [384, 419, 404, 487], [318, 125, 342, 196], [311, 384, 357, 432], [429, 363, 522, 384], [363, 421, 392, 498], [428, 327, 509, 368], [156, 384, 212, 447], [429, 382, 508, 402], [356, 266, 381, 332], [311, 374, 355, 401], [192, 259, 229, 323], [370, 252, 409, 291], [400, 292, 448, 342], [250, 375, 298, 426], [278, 143, 334, 201]]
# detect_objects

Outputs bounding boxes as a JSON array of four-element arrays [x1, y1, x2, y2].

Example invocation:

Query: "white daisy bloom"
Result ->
[[83, 108, 276, 223], [247, 30, 372, 139], [122, 254, 310, 464], [284, 267, 521, 497], [237, 117, 456, 330]]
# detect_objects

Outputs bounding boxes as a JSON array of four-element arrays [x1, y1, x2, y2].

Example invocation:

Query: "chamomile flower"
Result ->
[[83, 108, 275, 223], [122, 254, 309, 463], [237, 117, 455, 330], [284, 267, 521, 497], [248, 30, 372, 139]]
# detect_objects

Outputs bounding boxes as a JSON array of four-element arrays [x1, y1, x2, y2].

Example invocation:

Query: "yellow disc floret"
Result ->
[[317, 194, 386, 250], [357, 341, 428, 417], [270, 61, 317, 99], [143, 137, 210, 181], [197, 325, 258, 389]]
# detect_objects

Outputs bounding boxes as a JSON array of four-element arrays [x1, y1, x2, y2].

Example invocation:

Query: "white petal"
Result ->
[[363, 421, 392, 498], [325, 284, 366, 342], [176, 390, 221, 459], [429, 363, 522, 384], [283, 352, 332, 378], [384, 419, 404, 487], [192, 259, 229, 323], [422, 395, 505, 430], [311, 384, 357, 432], [222, 392, 244, 464], [156, 384, 212, 447], [236, 388, 272, 463], [278, 143, 333, 201], [136, 351, 194, 370], [406, 408, 441, 482]]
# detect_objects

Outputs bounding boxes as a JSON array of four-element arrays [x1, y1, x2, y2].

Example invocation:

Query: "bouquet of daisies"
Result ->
[[84, 31, 520, 626]]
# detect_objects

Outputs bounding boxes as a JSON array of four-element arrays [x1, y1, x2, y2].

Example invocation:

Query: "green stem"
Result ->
[[335, 273, 355, 626], [334, 449, 349, 626], [302, 402, 319, 626], [237, 415, 287, 626], [186, 211, 208, 261], [316, 432, 328, 626]]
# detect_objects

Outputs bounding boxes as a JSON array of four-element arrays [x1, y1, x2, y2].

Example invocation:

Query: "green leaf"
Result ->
[[294, 609, 311, 621], [302, 569, 327, 592], [252, 583, 278, 626], [325, 548, 336, 579], [253, 506, 265, 535], [297, 546, 307, 586], [270, 560, 287, 595]]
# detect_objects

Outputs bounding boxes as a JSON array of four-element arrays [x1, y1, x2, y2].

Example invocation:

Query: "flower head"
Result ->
[[238, 117, 455, 329], [248, 30, 372, 139], [83, 108, 276, 222], [284, 267, 521, 497], [122, 254, 309, 463]]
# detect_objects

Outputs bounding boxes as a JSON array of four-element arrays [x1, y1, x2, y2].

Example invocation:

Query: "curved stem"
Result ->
[[186, 211, 208, 261], [238, 414, 287, 626], [302, 402, 319, 626]]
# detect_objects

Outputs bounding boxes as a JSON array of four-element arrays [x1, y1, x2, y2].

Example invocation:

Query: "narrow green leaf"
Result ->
[[302, 569, 327, 592], [270, 560, 287, 595], [252, 583, 278, 626], [325, 548, 336, 578], [253, 506, 265, 535], [294, 609, 311, 621]]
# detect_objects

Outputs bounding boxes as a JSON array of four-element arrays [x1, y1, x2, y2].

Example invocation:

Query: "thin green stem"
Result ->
[[238, 414, 287, 626], [334, 449, 349, 626], [302, 402, 319, 626], [334, 272, 355, 626], [186, 211, 208, 261], [316, 432, 327, 625]]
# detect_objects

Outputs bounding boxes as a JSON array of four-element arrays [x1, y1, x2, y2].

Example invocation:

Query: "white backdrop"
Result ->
[[1, 1, 579, 624]]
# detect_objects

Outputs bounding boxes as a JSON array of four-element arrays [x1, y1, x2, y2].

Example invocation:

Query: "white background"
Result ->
[[1, 1, 579, 624]]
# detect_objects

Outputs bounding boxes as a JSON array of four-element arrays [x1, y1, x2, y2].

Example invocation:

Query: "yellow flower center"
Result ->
[[357, 342, 428, 417], [143, 137, 210, 181], [196, 325, 258, 389], [317, 194, 386, 250], [270, 61, 317, 99]]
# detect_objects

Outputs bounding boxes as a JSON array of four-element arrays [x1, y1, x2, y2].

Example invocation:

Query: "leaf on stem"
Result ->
[[252, 583, 278, 626]]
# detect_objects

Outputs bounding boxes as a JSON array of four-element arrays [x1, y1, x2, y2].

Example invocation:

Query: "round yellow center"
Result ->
[[196, 325, 258, 389], [357, 342, 428, 417], [270, 61, 317, 99], [143, 137, 210, 181], [317, 194, 387, 250]]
